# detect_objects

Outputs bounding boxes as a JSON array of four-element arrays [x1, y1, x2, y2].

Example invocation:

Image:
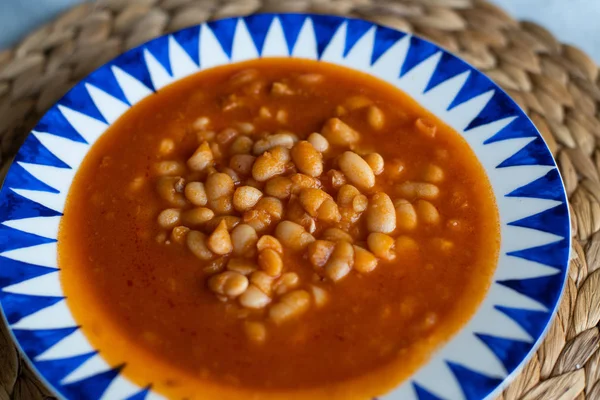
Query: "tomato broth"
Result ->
[[59, 58, 500, 399]]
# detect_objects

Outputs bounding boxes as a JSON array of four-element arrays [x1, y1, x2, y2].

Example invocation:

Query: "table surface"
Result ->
[[1, 0, 600, 63]]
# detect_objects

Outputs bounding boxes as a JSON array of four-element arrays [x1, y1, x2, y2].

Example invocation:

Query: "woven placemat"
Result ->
[[0, 0, 598, 399]]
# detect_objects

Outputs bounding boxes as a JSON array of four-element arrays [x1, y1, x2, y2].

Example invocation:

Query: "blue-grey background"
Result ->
[[1, 0, 599, 63]]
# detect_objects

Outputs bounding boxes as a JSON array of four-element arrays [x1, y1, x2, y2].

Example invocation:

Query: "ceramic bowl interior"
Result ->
[[0, 14, 570, 400]]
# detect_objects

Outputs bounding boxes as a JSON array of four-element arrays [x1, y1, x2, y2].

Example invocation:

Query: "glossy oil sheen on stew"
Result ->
[[59, 58, 500, 400]]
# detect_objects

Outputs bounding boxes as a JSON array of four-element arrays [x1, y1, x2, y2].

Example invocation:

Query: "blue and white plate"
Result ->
[[0, 13, 570, 400]]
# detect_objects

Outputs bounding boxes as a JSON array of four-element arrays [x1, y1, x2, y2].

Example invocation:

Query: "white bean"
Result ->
[[226, 258, 257, 275], [325, 241, 354, 282], [187, 142, 214, 171], [308, 240, 336, 268], [309, 285, 329, 308], [229, 154, 256, 176], [230, 224, 258, 256], [187, 230, 213, 260], [257, 248, 283, 277], [253, 133, 296, 155], [256, 235, 283, 254], [269, 290, 311, 324], [353, 245, 378, 273], [307, 132, 329, 152], [416, 199, 440, 224], [395, 199, 417, 231], [275, 221, 315, 251], [239, 284, 271, 309], [250, 271, 275, 295], [367, 232, 396, 261], [184, 182, 207, 206], [233, 186, 263, 212], [338, 151, 375, 190], [364, 153, 384, 175], [274, 272, 300, 295], [208, 271, 248, 298], [181, 207, 214, 226], [207, 220, 233, 255], [291, 141, 323, 177], [321, 118, 360, 146], [157, 208, 181, 229], [367, 105, 384, 129], [397, 181, 439, 200], [366, 192, 396, 233], [252, 150, 287, 182]]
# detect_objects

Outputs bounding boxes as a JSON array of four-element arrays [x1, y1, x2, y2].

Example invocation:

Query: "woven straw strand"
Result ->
[[0, 1, 599, 399]]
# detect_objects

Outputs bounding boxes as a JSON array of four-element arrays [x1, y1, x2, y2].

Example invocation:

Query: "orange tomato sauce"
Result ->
[[59, 58, 499, 399]]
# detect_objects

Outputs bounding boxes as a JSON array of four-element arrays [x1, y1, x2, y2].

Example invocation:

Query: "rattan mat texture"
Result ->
[[0, 0, 598, 399]]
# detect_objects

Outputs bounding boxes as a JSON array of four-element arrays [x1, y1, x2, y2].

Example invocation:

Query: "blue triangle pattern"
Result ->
[[506, 169, 565, 202], [343, 19, 372, 57], [371, 25, 406, 65], [61, 365, 124, 400], [125, 387, 151, 400], [400, 36, 439, 77], [507, 238, 569, 270], [0, 291, 63, 324], [207, 18, 238, 58], [465, 90, 519, 131], [0, 225, 56, 253], [33, 106, 87, 143], [278, 14, 307, 54], [172, 25, 201, 66], [508, 203, 569, 238], [13, 327, 78, 358], [144, 35, 173, 76], [0, 190, 62, 221], [59, 82, 108, 125], [448, 67, 496, 111], [497, 273, 564, 309], [85, 64, 131, 106], [476, 334, 533, 373], [413, 382, 444, 400], [3, 163, 60, 194], [14, 134, 70, 169], [495, 306, 550, 339], [484, 115, 539, 144], [244, 14, 276, 55], [497, 136, 556, 168], [34, 352, 97, 385], [447, 362, 503, 400], [110, 46, 156, 92], [0, 258, 56, 289], [310, 15, 345, 58], [425, 51, 471, 93]]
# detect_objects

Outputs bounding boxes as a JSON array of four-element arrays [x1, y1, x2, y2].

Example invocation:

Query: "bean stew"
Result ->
[[59, 58, 500, 399]]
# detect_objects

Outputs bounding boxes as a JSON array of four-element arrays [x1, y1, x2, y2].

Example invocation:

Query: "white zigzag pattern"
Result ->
[[99, 375, 141, 400], [61, 354, 110, 385], [0, 16, 568, 400], [168, 35, 198, 79], [3, 271, 62, 297], [11, 299, 76, 330], [232, 18, 259, 62], [2, 215, 60, 239], [262, 17, 288, 57], [144, 49, 173, 90], [1, 242, 58, 269], [36, 329, 95, 361], [111, 66, 153, 105], [85, 83, 129, 124]]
